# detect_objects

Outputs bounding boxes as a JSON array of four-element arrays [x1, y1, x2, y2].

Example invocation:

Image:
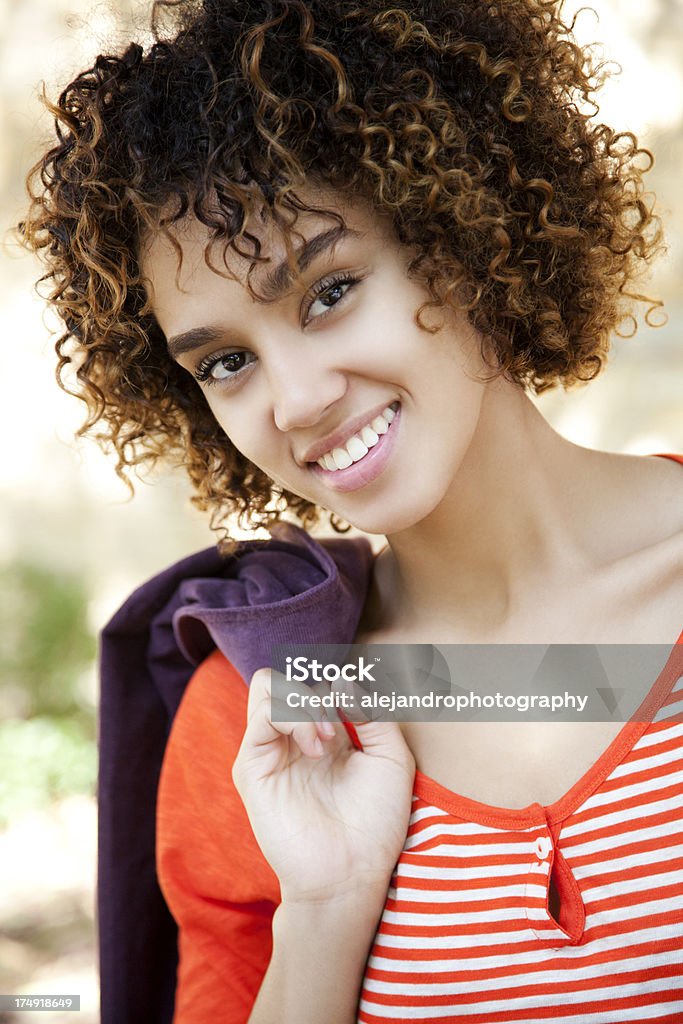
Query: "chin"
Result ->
[[336, 488, 447, 538]]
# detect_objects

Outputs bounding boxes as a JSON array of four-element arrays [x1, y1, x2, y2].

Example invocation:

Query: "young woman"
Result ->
[[22, 1, 683, 1022]]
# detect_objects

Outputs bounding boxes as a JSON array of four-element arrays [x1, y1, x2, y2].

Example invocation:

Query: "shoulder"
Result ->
[[614, 452, 683, 575], [161, 649, 250, 757], [590, 451, 683, 557], [626, 452, 683, 567], [635, 452, 683, 523], [592, 452, 683, 644]]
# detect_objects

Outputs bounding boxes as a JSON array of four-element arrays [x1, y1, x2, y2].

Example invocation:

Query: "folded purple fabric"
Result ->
[[98, 523, 373, 1023]]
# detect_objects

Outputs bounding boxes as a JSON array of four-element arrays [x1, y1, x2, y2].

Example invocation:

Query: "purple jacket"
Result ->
[[98, 524, 373, 1023]]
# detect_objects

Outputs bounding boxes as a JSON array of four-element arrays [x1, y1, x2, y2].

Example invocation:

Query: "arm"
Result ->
[[157, 655, 414, 1022], [232, 670, 415, 1024], [249, 895, 388, 1024]]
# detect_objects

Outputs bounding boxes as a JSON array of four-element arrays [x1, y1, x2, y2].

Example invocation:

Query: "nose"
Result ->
[[267, 351, 348, 433]]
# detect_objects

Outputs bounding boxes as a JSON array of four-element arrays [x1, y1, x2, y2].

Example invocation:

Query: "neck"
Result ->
[[376, 382, 609, 637]]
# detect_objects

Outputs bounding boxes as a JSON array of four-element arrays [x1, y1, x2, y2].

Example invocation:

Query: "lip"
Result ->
[[308, 403, 401, 493], [299, 399, 399, 466]]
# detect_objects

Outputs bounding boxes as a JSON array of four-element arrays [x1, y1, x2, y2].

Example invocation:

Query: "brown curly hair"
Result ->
[[21, 0, 663, 540]]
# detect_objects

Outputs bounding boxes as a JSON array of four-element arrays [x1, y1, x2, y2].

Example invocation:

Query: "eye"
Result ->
[[304, 273, 360, 325], [194, 350, 256, 387]]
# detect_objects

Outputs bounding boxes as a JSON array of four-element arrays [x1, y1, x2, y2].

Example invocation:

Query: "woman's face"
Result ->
[[142, 191, 490, 535]]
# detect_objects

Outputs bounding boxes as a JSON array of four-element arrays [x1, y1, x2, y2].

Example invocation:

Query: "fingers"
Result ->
[[246, 667, 272, 719], [236, 668, 412, 789], [239, 669, 340, 767], [249, 669, 340, 727], [350, 715, 412, 766], [328, 678, 413, 765], [245, 694, 331, 758], [241, 663, 418, 773], [269, 668, 350, 749]]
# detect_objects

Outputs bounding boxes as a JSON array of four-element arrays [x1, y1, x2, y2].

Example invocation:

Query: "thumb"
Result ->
[[330, 678, 412, 766], [352, 716, 413, 765]]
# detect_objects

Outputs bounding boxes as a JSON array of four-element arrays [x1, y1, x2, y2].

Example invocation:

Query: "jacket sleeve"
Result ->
[[156, 650, 281, 1024]]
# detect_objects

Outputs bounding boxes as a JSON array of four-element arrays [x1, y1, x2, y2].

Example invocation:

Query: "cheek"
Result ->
[[206, 395, 273, 465], [207, 394, 304, 496]]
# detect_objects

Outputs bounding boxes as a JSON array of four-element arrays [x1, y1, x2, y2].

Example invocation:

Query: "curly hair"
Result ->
[[21, 0, 663, 541]]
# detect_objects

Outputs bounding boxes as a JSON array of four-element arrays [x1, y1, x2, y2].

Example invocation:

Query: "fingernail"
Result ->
[[312, 737, 324, 756], [320, 720, 336, 738]]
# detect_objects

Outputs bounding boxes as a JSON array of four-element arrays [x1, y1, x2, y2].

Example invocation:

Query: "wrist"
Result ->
[[255, 893, 383, 1024], [274, 881, 390, 947], [278, 872, 392, 919]]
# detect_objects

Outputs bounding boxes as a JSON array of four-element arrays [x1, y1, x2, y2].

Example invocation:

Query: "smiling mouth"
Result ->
[[312, 402, 399, 471]]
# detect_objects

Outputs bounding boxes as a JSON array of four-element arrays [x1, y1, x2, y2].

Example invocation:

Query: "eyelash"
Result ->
[[193, 271, 361, 388], [303, 271, 360, 325]]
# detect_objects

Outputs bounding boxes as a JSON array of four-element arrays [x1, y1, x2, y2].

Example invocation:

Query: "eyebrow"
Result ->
[[166, 225, 361, 360]]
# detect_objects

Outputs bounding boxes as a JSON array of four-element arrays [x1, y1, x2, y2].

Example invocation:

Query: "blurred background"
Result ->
[[0, 1, 681, 1020]]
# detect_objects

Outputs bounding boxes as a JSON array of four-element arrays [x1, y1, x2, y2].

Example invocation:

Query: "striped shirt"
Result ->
[[358, 645, 683, 1024], [156, 636, 683, 1024]]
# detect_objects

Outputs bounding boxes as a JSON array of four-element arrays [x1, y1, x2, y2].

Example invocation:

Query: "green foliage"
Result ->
[[0, 561, 97, 826], [0, 717, 96, 828], [0, 561, 96, 725]]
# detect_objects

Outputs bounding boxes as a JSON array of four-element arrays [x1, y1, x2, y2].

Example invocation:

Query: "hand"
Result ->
[[232, 668, 416, 907]]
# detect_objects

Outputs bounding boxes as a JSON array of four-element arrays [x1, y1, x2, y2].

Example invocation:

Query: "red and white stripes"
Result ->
[[358, 677, 683, 1023]]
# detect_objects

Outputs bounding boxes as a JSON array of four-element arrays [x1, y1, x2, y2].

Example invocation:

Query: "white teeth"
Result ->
[[346, 436, 369, 462], [332, 447, 353, 470], [360, 426, 379, 448], [316, 403, 398, 471]]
